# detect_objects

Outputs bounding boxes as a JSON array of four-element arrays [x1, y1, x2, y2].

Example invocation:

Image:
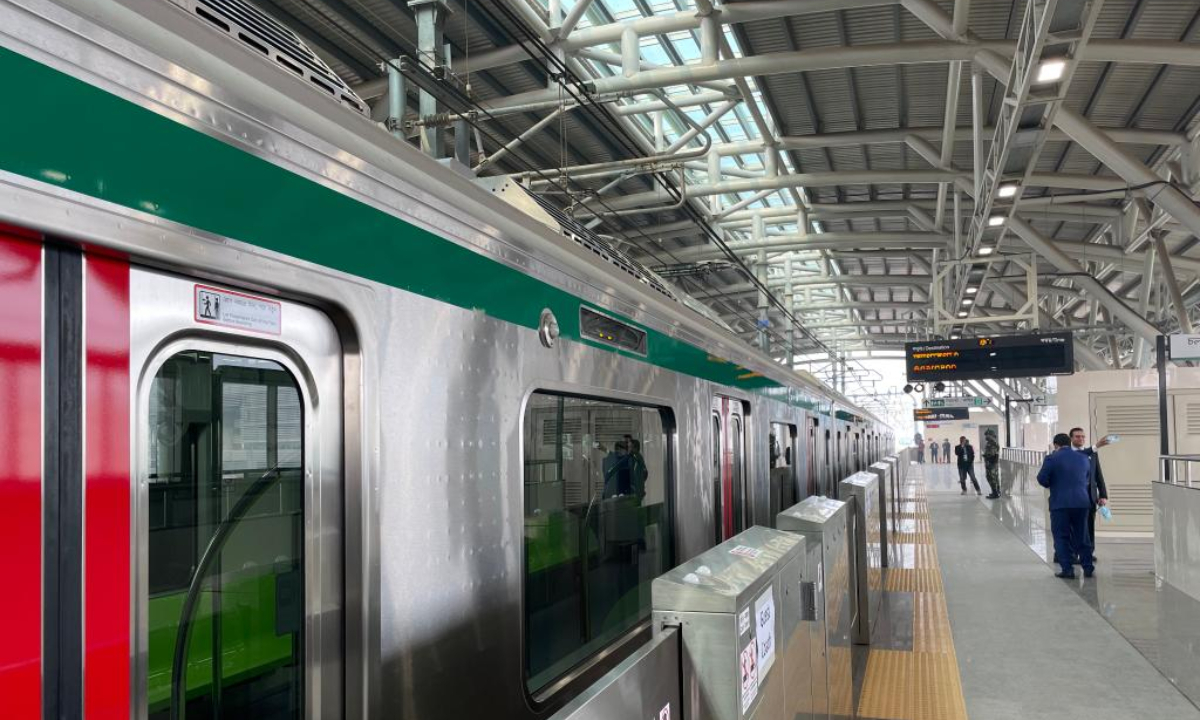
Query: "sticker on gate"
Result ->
[[740, 638, 758, 712], [194, 285, 282, 335]]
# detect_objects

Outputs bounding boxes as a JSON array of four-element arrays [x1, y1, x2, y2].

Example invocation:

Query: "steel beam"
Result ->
[[1009, 217, 1160, 343]]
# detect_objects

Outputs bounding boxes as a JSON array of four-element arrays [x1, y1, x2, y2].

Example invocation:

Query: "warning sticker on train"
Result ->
[[657, 703, 670, 720], [194, 285, 281, 335], [740, 638, 758, 712]]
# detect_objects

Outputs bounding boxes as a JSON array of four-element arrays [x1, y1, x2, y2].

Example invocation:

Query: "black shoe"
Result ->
[[986, 493, 1000, 499], [1084, 569, 1094, 578], [1055, 571, 1076, 579]]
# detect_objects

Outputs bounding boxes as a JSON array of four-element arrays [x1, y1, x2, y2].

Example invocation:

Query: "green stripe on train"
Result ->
[[0, 45, 829, 410]]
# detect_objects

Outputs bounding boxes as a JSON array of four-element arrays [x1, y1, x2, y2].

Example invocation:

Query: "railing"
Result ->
[[1001, 448, 1046, 466], [1159, 455, 1200, 488]]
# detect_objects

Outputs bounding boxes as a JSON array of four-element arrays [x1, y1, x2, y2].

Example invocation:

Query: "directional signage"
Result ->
[[927, 397, 987, 408], [1169, 334, 1200, 361], [906, 332, 1074, 382], [914, 408, 970, 422]]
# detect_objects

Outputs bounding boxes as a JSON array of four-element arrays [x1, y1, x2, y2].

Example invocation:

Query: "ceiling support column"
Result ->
[[1054, 108, 1200, 242], [1154, 233, 1195, 334], [1008, 217, 1160, 344], [409, 0, 452, 157]]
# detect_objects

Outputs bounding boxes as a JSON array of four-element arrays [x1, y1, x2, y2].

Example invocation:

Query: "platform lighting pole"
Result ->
[[1157, 335, 1171, 481]]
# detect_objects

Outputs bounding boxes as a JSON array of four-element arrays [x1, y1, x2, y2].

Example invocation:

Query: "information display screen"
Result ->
[[906, 332, 1074, 382], [914, 408, 969, 422]]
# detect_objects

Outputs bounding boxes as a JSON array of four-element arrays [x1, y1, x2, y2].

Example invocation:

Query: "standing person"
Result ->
[[941, 438, 951, 464], [1037, 433, 1094, 578], [914, 431, 925, 463], [983, 428, 1002, 498], [930, 439, 940, 464], [954, 436, 981, 495], [1070, 428, 1111, 560]]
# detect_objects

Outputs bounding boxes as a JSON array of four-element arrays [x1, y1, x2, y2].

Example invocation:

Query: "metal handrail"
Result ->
[[1001, 447, 1046, 467], [1159, 455, 1200, 487]]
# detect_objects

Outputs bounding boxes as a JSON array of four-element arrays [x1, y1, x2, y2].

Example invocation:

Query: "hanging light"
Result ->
[[988, 214, 1006, 227], [997, 183, 1020, 198], [1036, 58, 1066, 84]]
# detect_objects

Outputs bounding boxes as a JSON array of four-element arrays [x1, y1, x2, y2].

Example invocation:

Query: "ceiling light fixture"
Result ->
[[1036, 58, 1066, 84], [966, 287, 979, 295], [979, 247, 995, 256], [957, 311, 969, 318], [962, 298, 974, 306], [997, 183, 1019, 198], [988, 215, 1006, 227]]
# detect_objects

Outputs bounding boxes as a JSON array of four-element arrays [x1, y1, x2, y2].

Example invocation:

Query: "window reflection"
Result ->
[[522, 393, 674, 695]]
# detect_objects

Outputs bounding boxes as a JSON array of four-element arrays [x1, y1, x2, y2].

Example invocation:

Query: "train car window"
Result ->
[[770, 422, 798, 516], [146, 351, 304, 719], [522, 392, 675, 698]]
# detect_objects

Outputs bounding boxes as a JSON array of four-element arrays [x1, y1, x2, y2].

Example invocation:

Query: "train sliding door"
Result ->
[[712, 396, 748, 543], [131, 269, 342, 719]]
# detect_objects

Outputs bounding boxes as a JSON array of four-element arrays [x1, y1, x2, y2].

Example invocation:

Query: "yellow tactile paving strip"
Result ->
[[857, 466, 969, 720]]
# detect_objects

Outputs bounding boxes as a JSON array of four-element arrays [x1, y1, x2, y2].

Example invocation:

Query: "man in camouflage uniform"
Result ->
[[983, 429, 1002, 499]]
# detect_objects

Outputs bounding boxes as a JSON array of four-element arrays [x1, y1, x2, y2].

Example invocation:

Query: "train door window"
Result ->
[[770, 422, 797, 516], [823, 429, 832, 496], [712, 412, 722, 546], [145, 351, 305, 719], [806, 419, 818, 498], [522, 392, 675, 698], [712, 397, 748, 542]]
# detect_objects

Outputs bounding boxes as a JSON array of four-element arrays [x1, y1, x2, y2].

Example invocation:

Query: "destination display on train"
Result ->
[[906, 332, 1074, 382], [914, 408, 970, 422]]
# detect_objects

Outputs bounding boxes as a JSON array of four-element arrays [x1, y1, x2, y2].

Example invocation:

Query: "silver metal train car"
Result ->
[[0, 0, 893, 717]]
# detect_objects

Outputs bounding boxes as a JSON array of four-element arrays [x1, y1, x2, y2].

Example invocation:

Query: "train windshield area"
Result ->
[[522, 392, 674, 696], [146, 351, 304, 719]]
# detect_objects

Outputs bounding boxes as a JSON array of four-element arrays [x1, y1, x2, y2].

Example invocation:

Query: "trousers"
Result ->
[[957, 463, 980, 492], [1050, 508, 1093, 574], [984, 458, 1000, 495]]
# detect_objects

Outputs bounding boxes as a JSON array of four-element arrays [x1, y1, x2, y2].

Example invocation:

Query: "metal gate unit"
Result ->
[[839, 472, 882, 646], [867, 461, 894, 569], [777, 496, 854, 720], [652, 527, 806, 720]]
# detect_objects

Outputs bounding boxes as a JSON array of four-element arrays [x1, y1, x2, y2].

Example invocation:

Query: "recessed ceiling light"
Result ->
[[988, 214, 1006, 227], [966, 287, 979, 295], [997, 183, 1019, 198], [1036, 59, 1066, 84]]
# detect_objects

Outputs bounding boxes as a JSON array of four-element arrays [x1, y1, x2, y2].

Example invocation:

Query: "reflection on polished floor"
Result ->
[[917, 461, 1200, 719], [963, 459, 1200, 711]]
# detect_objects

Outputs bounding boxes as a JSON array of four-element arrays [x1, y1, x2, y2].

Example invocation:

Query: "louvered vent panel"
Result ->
[[1186, 404, 1200, 435], [541, 417, 583, 445], [1103, 404, 1160, 436], [1106, 485, 1154, 516], [594, 415, 636, 443], [171, 0, 367, 115]]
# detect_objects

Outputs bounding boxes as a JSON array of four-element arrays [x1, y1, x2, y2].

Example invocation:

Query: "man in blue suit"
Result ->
[[1038, 433, 1094, 578]]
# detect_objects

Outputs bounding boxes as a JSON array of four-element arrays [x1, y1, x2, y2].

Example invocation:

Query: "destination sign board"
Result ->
[[906, 332, 1074, 382], [914, 408, 970, 422], [927, 397, 988, 408]]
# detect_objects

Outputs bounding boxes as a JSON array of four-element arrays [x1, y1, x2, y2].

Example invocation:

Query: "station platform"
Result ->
[[858, 461, 1200, 719]]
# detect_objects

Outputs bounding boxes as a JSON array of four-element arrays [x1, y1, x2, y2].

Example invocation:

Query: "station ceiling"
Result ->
[[251, 0, 1200, 376]]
